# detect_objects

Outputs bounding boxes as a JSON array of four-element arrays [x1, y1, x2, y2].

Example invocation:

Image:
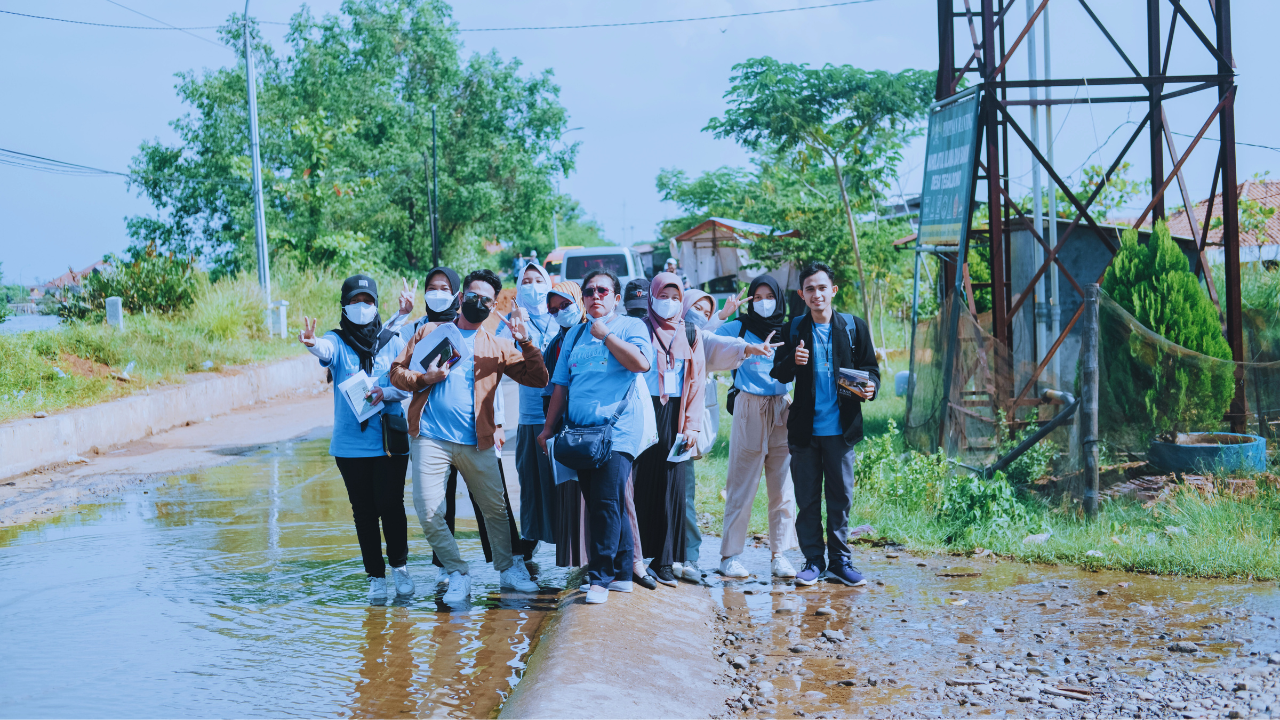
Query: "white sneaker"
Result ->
[[585, 585, 609, 604], [676, 564, 702, 583], [500, 566, 538, 593], [507, 556, 533, 583], [719, 556, 750, 578], [367, 576, 388, 603], [442, 571, 470, 604], [391, 566, 415, 596], [771, 555, 797, 579], [609, 580, 634, 592]]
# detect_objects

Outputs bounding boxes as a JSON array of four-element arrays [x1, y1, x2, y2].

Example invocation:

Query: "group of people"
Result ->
[[299, 258, 880, 606]]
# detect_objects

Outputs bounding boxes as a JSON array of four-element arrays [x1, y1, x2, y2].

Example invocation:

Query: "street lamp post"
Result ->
[[244, 1, 275, 333]]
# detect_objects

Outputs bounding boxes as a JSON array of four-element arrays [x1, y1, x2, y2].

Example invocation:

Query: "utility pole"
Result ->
[[244, 1, 270, 308], [431, 107, 440, 268]]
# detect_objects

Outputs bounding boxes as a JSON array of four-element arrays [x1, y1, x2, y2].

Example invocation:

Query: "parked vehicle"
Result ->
[[559, 247, 647, 290], [542, 245, 583, 284]]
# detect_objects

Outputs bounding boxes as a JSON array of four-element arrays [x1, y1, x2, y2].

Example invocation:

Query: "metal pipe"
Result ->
[[244, 2, 270, 308], [983, 388, 1078, 478], [1081, 284, 1101, 517], [1027, 0, 1047, 381], [431, 107, 440, 268], [1044, 3, 1061, 388]]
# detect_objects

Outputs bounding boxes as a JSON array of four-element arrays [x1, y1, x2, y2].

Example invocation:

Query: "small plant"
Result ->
[[939, 471, 1029, 536], [58, 243, 197, 320], [1101, 220, 1233, 441]]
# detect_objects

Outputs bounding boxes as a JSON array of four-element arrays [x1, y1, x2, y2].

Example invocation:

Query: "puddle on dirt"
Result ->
[[701, 537, 1280, 718], [0, 437, 570, 719]]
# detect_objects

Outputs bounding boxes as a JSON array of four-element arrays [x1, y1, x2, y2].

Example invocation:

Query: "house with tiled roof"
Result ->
[[1165, 179, 1279, 265]]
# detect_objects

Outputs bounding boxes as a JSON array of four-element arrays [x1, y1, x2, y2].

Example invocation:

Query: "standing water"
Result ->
[[0, 436, 570, 718]]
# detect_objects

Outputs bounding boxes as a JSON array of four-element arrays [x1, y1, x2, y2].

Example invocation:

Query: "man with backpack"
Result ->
[[770, 262, 880, 587]]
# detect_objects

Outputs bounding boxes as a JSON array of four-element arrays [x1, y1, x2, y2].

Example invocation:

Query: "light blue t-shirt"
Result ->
[[319, 331, 407, 458], [642, 356, 684, 397], [811, 323, 842, 436], [422, 328, 479, 446], [517, 314, 555, 426], [716, 320, 790, 397], [550, 315, 654, 459]]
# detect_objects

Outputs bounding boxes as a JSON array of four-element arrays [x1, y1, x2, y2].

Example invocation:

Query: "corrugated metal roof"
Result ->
[[672, 217, 799, 242]]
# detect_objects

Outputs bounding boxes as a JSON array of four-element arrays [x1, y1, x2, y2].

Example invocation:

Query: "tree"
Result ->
[[1100, 220, 1233, 441], [127, 0, 578, 278], [704, 58, 935, 317]]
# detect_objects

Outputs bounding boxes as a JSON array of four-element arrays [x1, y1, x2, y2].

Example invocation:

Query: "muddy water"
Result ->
[[703, 537, 1280, 718], [0, 437, 569, 718]]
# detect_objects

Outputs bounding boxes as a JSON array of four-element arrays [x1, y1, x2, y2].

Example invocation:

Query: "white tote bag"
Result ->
[[636, 377, 660, 454]]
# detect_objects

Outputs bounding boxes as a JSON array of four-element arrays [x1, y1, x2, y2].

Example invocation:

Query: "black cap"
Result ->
[[623, 278, 649, 310], [341, 274, 379, 304]]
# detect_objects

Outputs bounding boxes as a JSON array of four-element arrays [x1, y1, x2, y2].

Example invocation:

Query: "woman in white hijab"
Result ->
[[512, 261, 558, 551]]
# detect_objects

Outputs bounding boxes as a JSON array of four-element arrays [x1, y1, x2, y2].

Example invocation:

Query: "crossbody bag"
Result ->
[[553, 323, 635, 471]]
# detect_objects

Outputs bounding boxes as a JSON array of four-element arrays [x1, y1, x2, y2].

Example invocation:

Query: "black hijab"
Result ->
[[741, 274, 786, 340], [424, 266, 462, 323]]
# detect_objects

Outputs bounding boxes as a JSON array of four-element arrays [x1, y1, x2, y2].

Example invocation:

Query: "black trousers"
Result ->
[[578, 451, 635, 588], [635, 396, 687, 567], [335, 455, 410, 578]]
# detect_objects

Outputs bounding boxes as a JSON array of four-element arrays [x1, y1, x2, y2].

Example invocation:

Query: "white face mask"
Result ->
[[517, 282, 550, 315], [424, 290, 455, 313], [652, 298, 682, 320], [343, 302, 378, 325], [553, 303, 582, 328], [753, 299, 777, 317]]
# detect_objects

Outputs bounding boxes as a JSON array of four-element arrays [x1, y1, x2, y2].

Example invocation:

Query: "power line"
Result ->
[[2, 0, 890, 35], [455, 0, 891, 31], [0, 8, 218, 30], [101, 0, 228, 50], [0, 148, 130, 177], [1172, 131, 1280, 154]]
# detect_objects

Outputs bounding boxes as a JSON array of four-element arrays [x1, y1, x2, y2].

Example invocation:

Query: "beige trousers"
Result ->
[[720, 392, 797, 558], [410, 435, 513, 575]]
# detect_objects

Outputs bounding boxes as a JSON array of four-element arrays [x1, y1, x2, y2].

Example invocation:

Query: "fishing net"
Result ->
[[905, 288, 1280, 490]]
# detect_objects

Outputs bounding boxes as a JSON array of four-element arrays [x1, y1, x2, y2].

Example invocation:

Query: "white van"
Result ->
[[559, 247, 648, 291]]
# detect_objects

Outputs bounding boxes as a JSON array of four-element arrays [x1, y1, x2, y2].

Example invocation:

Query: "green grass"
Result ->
[[693, 370, 1280, 579], [0, 264, 381, 424]]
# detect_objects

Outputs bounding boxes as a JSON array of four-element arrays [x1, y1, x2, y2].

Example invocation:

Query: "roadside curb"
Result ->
[[0, 354, 325, 480], [499, 581, 729, 719]]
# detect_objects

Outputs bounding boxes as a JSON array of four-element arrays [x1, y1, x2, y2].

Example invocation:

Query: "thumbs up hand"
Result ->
[[794, 339, 809, 366]]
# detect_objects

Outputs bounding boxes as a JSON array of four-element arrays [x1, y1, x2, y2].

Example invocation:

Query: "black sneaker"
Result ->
[[824, 560, 866, 587], [633, 571, 658, 590], [650, 565, 678, 587]]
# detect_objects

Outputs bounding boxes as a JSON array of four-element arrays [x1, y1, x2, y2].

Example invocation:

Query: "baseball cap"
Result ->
[[623, 278, 649, 311], [340, 274, 379, 304]]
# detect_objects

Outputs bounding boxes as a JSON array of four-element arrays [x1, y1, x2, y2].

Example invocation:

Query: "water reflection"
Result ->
[[0, 437, 568, 719]]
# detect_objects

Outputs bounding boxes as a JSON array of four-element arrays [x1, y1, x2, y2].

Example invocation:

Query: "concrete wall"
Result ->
[[0, 355, 326, 480]]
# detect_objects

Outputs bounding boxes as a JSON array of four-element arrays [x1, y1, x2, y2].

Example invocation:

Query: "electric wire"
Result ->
[[2, 0, 890, 35], [1172, 132, 1280, 154], [101, 0, 228, 50]]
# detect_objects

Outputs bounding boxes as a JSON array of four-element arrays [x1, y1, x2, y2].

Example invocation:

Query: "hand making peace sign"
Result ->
[[298, 316, 319, 347], [397, 277, 415, 316], [744, 330, 785, 358], [498, 312, 529, 344], [718, 287, 749, 320]]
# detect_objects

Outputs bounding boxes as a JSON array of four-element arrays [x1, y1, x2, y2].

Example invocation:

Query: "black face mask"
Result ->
[[460, 293, 492, 324]]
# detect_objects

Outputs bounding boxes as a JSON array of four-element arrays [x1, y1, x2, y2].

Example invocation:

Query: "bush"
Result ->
[[1101, 220, 1233, 440], [59, 244, 196, 320]]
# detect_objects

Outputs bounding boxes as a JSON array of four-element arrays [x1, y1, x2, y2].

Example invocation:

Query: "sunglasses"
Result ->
[[582, 286, 614, 298], [463, 292, 494, 308]]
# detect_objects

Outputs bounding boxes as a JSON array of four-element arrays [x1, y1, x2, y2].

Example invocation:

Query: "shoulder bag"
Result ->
[[553, 324, 635, 471]]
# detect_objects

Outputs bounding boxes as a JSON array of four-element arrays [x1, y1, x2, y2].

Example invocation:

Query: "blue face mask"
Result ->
[[553, 303, 582, 328], [517, 282, 550, 315]]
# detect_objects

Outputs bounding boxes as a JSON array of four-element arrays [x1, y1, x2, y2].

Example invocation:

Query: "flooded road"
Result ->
[[0, 436, 569, 719], [703, 537, 1280, 718]]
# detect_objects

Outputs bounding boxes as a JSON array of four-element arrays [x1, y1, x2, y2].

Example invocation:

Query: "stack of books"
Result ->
[[837, 368, 875, 398]]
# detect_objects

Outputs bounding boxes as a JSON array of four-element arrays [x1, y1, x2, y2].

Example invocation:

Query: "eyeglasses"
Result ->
[[582, 286, 613, 298], [463, 292, 494, 308]]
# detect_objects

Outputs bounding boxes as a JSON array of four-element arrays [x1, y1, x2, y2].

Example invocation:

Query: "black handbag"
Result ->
[[553, 325, 635, 471], [725, 320, 748, 415], [382, 412, 410, 456]]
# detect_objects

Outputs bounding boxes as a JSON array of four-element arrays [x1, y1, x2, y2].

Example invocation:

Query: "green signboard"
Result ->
[[918, 88, 981, 247]]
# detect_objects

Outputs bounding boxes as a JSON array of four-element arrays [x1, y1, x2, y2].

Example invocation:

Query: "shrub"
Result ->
[[1100, 220, 1233, 440], [60, 244, 196, 320]]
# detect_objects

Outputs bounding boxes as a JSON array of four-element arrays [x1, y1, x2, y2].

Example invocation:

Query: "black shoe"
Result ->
[[633, 572, 658, 590], [650, 565, 678, 587]]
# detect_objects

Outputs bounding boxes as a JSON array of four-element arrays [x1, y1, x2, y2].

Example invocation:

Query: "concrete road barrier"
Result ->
[[500, 582, 729, 719], [0, 354, 325, 480]]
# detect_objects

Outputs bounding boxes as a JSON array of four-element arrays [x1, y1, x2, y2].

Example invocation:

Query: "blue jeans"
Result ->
[[578, 451, 635, 588]]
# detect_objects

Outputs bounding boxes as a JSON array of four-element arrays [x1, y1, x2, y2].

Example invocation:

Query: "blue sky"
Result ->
[[1, 0, 1276, 285]]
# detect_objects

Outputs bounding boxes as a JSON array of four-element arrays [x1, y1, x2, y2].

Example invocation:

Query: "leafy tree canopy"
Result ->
[[127, 0, 580, 279]]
